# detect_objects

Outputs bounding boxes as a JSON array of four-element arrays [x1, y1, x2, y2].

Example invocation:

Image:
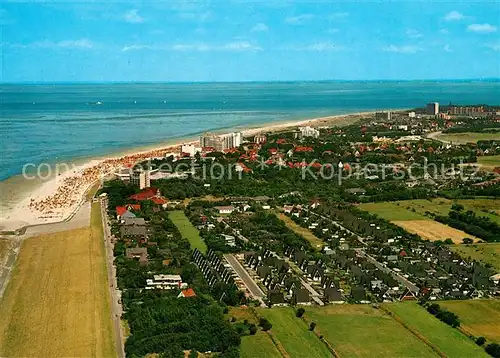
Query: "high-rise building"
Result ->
[[131, 170, 150, 189], [426, 102, 439, 115], [200, 132, 242, 151], [375, 112, 391, 121], [181, 144, 196, 157]]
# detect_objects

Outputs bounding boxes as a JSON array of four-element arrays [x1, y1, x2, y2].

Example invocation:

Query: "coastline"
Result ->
[[0, 109, 384, 232]]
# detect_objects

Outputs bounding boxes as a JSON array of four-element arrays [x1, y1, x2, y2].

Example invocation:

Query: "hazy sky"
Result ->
[[1, 0, 499, 82]]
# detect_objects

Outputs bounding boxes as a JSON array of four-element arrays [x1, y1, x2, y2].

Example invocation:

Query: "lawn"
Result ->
[[169, 210, 207, 253], [393, 219, 476, 244], [384, 303, 488, 357], [278, 213, 324, 250], [0, 204, 115, 357], [360, 198, 500, 224], [358, 202, 427, 221], [258, 307, 333, 358], [241, 332, 282, 358], [439, 300, 500, 343], [438, 132, 500, 144], [451, 243, 500, 272], [477, 155, 500, 170], [305, 305, 437, 357]]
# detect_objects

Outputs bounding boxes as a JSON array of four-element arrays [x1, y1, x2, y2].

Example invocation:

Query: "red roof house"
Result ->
[[116, 204, 141, 216], [178, 288, 197, 298], [129, 188, 159, 201]]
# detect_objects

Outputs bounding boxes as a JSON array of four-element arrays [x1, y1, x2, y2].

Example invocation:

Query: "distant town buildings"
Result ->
[[298, 126, 320, 138], [200, 132, 242, 151], [375, 112, 391, 121], [408, 111, 416, 118], [450, 106, 484, 116], [426, 102, 439, 115], [181, 144, 198, 157]]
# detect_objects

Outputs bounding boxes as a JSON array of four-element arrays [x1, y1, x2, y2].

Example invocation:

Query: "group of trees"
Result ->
[[426, 303, 460, 328], [436, 206, 500, 242]]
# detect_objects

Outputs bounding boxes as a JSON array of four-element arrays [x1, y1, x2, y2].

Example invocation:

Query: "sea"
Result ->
[[1, 80, 499, 211]]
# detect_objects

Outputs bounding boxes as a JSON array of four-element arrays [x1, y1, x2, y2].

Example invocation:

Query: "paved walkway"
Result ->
[[224, 254, 265, 299]]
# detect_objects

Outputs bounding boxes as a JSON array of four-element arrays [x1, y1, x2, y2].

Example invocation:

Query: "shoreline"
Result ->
[[0, 109, 392, 232]]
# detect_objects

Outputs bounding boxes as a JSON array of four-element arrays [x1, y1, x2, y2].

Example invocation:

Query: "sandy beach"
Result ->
[[0, 110, 376, 231]]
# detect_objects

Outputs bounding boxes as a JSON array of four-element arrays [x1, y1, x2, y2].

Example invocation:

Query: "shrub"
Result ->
[[309, 322, 316, 331], [476, 337, 486, 346], [296, 308, 305, 318]]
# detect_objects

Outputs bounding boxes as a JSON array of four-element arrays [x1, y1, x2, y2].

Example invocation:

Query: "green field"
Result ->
[[278, 213, 324, 250], [438, 132, 500, 144], [241, 332, 282, 358], [477, 155, 500, 169], [305, 305, 437, 357], [169, 210, 207, 253], [439, 300, 500, 343], [258, 307, 333, 358], [384, 303, 488, 357], [451, 243, 500, 272], [360, 198, 500, 225]]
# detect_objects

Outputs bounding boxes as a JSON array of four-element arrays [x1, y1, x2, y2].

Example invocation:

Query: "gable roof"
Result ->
[[179, 288, 197, 298], [116, 204, 141, 216], [129, 188, 159, 201]]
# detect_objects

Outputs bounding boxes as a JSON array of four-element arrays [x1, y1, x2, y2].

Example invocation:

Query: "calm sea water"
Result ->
[[1, 81, 499, 182]]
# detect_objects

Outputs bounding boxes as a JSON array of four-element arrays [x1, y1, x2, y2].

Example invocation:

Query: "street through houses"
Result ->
[[223, 254, 265, 305], [305, 207, 420, 295], [100, 197, 126, 358]]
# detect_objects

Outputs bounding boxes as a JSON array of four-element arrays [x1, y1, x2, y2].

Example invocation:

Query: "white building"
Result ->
[[221, 234, 236, 247], [145, 274, 186, 290], [181, 144, 196, 157], [214, 206, 234, 214], [298, 126, 320, 138], [131, 170, 151, 189], [408, 111, 416, 118]]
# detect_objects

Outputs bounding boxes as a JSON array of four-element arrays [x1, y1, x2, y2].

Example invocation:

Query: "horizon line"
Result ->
[[2, 78, 500, 85]]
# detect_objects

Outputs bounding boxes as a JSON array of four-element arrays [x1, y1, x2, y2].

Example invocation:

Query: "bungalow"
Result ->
[[292, 288, 311, 305], [268, 290, 286, 306], [324, 287, 344, 304], [129, 187, 160, 201], [116, 204, 141, 219]]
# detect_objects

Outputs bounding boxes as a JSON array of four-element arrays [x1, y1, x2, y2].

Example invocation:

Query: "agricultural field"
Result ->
[[241, 332, 282, 358], [360, 198, 500, 224], [477, 155, 500, 170], [278, 213, 324, 250], [305, 305, 437, 357], [439, 300, 500, 343], [0, 206, 115, 357], [393, 220, 476, 244], [169, 210, 207, 253], [437, 132, 500, 144], [258, 307, 333, 358], [450, 243, 500, 272], [384, 303, 488, 357]]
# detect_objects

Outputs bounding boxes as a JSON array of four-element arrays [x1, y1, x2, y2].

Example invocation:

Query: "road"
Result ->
[[356, 249, 420, 294], [223, 254, 265, 300], [100, 197, 126, 358]]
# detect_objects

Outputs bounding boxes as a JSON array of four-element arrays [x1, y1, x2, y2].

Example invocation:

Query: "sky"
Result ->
[[1, 0, 499, 82]]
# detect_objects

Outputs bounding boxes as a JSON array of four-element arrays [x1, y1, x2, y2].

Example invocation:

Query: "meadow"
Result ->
[[438, 300, 500, 343], [393, 220, 476, 244], [241, 332, 282, 358], [305, 305, 437, 357], [451, 243, 500, 272], [0, 204, 115, 357], [437, 132, 500, 144], [257, 307, 333, 358], [278, 213, 324, 250], [384, 303, 488, 357], [169, 210, 207, 253], [477, 155, 500, 169]]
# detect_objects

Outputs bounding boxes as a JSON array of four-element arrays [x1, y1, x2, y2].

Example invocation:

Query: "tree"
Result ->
[[189, 349, 198, 358], [485, 343, 500, 358], [476, 337, 486, 346], [444, 238, 454, 245], [259, 318, 273, 331], [462, 238, 474, 244], [296, 308, 305, 318], [309, 322, 316, 331], [451, 203, 464, 211], [427, 303, 441, 315], [249, 324, 258, 335]]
